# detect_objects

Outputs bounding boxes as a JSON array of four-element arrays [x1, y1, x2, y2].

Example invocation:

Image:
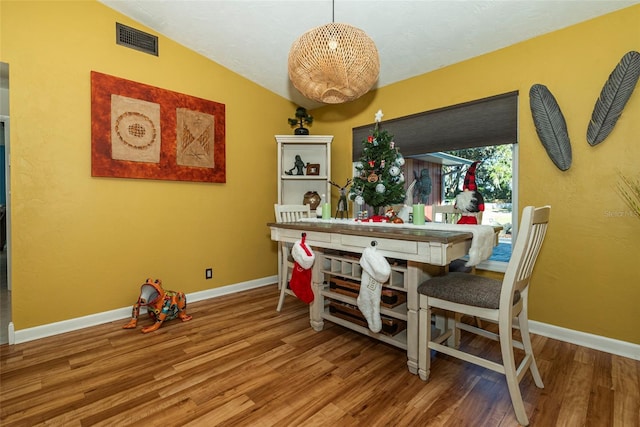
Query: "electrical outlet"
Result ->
[[205, 268, 213, 279]]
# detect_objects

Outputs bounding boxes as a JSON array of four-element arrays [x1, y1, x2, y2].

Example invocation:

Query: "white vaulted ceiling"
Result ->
[[98, 1, 638, 109]]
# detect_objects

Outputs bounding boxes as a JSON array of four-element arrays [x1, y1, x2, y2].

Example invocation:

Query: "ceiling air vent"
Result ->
[[116, 23, 158, 56]]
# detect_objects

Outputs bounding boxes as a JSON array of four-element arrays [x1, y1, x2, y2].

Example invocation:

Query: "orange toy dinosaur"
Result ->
[[123, 278, 192, 333]]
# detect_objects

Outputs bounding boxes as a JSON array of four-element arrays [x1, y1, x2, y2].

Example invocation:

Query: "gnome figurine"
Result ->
[[455, 161, 485, 225]]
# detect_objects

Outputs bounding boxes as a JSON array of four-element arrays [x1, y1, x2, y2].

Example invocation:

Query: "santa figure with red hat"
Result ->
[[454, 161, 485, 225]]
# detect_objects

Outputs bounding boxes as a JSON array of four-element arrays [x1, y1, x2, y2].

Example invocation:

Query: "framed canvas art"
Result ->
[[91, 71, 226, 183]]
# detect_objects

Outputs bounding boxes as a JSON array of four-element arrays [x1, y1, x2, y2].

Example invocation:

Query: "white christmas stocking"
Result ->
[[357, 245, 391, 333]]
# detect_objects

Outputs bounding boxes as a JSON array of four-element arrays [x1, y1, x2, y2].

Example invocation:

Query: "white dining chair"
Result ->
[[430, 204, 460, 223], [274, 204, 312, 311], [417, 205, 550, 426], [431, 203, 483, 225], [431, 204, 483, 273]]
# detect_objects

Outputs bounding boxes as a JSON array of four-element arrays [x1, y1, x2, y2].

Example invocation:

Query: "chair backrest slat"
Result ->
[[431, 204, 483, 224], [274, 204, 312, 223], [501, 206, 550, 305], [431, 204, 461, 224]]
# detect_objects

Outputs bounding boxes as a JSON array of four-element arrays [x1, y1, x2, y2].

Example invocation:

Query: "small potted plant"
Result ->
[[288, 107, 313, 135]]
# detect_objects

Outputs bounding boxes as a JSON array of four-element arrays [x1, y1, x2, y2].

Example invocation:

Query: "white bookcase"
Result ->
[[275, 135, 332, 206]]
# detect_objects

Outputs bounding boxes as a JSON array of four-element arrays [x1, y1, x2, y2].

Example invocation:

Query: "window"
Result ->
[[352, 92, 518, 272], [420, 144, 516, 270]]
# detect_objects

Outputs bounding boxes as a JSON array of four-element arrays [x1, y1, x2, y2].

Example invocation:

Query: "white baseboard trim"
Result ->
[[529, 320, 640, 361], [11, 275, 277, 345], [9, 275, 639, 361]]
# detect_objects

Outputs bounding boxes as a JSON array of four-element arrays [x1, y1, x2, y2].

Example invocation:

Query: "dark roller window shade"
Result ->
[[352, 91, 518, 160]]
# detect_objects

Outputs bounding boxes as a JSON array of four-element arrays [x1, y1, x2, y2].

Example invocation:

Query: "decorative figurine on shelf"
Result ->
[[122, 278, 192, 333], [455, 161, 485, 224], [288, 106, 313, 135], [329, 178, 353, 219], [285, 154, 306, 175], [303, 191, 322, 210]]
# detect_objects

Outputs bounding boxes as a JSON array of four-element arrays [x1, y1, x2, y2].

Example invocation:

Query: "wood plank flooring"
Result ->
[[1, 284, 639, 426]]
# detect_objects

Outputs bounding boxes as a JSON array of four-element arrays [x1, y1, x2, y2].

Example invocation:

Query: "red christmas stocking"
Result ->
[[289, 234, 315, 304], [289, 262, 314, 303]]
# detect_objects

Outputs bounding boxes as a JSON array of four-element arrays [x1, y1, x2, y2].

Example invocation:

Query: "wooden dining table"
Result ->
[[268, 219, 500, 374]]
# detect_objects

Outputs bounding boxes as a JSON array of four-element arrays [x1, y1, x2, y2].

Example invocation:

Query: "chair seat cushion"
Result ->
[[418, 273, 520, 309]]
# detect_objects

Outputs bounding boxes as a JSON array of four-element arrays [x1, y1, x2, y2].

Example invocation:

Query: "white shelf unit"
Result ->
[[276, 135, 332, 206], [318, 251, 409, 349]]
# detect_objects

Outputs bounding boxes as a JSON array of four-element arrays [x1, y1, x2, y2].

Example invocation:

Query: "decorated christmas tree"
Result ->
[[349, 110, 406, 215]]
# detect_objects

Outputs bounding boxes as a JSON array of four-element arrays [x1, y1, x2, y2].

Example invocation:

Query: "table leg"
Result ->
[[406, 261, 436, 374], [310, 248, 325, 331]]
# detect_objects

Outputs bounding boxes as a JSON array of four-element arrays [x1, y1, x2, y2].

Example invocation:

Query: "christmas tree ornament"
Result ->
[[395, 153, 405, 166], [354, 161, 363, 170], [375, 183, 386, 193], [367, 135, 374, 143], [390, 141, 395, 149], [349, 185, 364, 204], [357, 243, 391, 333], [389, 165, 400, 177], [391, 172, 404, 184], [380, 159, 386, 169], [367, 172, 379, 183]]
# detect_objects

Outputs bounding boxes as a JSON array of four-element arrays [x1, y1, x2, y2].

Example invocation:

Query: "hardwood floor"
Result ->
[[1, 285, 639, 426]]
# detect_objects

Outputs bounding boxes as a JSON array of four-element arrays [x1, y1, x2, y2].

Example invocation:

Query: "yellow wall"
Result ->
[[1, 1, 295, 329], [2, 1, 639, 345], [313, 5, 640, 344]]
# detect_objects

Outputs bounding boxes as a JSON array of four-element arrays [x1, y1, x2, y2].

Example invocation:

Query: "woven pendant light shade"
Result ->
[[288, 22, 380, 104]]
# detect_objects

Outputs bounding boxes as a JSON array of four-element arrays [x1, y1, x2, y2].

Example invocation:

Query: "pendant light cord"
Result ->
[[332, 0, 335, 23]]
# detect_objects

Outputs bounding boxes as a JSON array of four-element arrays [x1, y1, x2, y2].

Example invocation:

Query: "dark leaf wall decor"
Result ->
[[529, 84, 572, 171], [587, 51, 640, 146]]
